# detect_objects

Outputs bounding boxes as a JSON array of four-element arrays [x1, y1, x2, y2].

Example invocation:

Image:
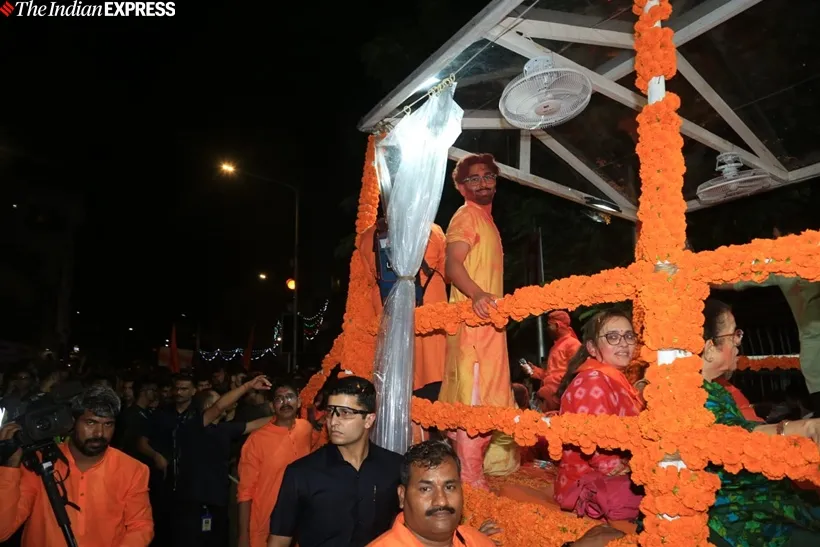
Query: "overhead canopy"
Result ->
[[358, 0, 820, 221]]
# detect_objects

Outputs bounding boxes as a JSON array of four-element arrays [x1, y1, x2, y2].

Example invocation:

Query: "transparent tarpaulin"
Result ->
[[371, 86, 463, 454]]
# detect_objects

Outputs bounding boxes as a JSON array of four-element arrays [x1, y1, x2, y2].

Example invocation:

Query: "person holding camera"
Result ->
[[0, 385, 153, 546]]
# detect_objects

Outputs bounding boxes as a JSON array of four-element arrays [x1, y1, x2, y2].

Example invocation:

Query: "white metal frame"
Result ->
[[359, 0, 819, 218]]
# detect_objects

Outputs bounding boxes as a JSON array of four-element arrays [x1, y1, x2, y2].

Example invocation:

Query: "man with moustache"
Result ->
[[237, 382, 317, 547], [267, 376, 403, 547], [368, 440, 625, 547], [0, 385, 154, 546], [438, 153, 518, 488]]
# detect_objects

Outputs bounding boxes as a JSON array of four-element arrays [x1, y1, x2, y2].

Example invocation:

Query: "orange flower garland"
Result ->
[[736, 355, 801, 371], [413, 267, 639, 335], [632, 0, 676, 93], [633, 92, 686, 263], [460, 484, 638, 546]]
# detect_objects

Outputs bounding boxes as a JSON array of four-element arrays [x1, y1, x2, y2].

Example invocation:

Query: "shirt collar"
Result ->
[[60, 441, 109, 473], [325, 442, 374, 467], [388, 513, 468, 546]]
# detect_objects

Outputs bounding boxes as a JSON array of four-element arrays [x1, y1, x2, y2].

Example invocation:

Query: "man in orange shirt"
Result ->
[[368, 440, 498, 547], [237, 382, 316, 547], [439, 153, 517, 487], [356, 215, 448, 395], [522, 311, 582, 412], [0, 385, 153, 547]]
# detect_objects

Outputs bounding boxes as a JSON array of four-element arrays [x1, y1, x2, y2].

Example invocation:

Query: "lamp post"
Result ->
[[220, 162, 300, 372]]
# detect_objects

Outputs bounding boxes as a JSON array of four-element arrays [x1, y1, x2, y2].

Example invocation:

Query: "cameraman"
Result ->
[[0, 385, 153, 546]]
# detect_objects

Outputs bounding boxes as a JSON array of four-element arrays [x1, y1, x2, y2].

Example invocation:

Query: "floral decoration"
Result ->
[[736, 355, 801, 371], [460, 483, 640, 546], [632, 0, 676, 93], [296, 2, 820, 545]]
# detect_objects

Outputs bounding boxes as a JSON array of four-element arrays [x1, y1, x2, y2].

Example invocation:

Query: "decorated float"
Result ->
[[302, 1, 820, 545]]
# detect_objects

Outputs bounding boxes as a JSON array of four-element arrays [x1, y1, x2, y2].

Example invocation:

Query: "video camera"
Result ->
[[1, 381, 84, 454]]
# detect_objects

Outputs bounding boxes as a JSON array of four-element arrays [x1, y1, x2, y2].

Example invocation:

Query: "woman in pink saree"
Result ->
[[553, 309, 645, 521]]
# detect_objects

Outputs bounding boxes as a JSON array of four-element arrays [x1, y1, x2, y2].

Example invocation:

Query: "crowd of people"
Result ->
[[0, 365, 622, 547]]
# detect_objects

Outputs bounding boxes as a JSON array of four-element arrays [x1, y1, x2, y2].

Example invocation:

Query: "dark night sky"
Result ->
[[3, 2, 818, 365], [0, 1, 479, 361]]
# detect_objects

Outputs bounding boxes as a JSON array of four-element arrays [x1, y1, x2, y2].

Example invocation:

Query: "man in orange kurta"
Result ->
[[355, 219, 448, 392], [0, 387, 154, 547], [523, 310, 582, 411], [237, 384, 317, 547], [438, 153, 517, 489]]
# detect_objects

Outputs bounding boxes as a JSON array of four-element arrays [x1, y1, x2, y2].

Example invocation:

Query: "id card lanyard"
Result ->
[[201, 505, 212, 532]]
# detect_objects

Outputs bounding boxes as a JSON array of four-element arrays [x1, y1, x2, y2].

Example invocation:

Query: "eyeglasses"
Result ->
[[599, 331, 638, 346], [461, 173, 497, 186], [326, 405, 370, 420], [273, 393, 297, 404], [713, 329, 743, 347]]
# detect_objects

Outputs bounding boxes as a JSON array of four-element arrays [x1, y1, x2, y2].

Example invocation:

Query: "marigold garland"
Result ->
[[633, 93, 686, 263], [632, 0, 676, 93], [736, 355, 801, 371], [460, 483, 639, 546]]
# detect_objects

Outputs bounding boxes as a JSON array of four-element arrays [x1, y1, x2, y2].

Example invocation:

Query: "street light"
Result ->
[[219, 161, 301, 372], [286, 278, 296, 290], [259, 273, 268, 280]]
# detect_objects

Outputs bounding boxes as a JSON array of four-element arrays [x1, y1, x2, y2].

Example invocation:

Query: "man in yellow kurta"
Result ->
[[439, 153, 518, 489]]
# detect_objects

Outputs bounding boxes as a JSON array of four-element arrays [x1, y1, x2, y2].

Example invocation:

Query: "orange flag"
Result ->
[[242, 326, 255, 371], [169, 324, 180, 373]]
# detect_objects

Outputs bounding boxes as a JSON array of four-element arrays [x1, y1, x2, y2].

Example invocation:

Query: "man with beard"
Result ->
[[438, 153, 518, 488], [173, 375, 273, 547], [268, 376, 402, 547], [0, 385, 154, 546], [237, 382, 316, 547], [368, 440, 624, 547]]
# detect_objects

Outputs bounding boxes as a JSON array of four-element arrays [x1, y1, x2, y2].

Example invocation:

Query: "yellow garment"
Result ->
[[484, 430, 520, 476], [438, 202, 517, 476]]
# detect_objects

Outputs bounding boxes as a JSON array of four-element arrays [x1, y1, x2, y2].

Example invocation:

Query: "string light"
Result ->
[[197, 299, 329, 360]]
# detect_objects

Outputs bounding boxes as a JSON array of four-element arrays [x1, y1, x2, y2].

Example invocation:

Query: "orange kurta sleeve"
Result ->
[[0, 466, 37, 542], [237, 434, 261, 503], [119, 463, 153, 547]]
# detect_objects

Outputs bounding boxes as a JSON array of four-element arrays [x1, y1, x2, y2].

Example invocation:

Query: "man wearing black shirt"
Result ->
[[138, 373, 198, 546], [268, 376, 403, 547], [173, 375, 273, 546], [116, 379, 157, 464]]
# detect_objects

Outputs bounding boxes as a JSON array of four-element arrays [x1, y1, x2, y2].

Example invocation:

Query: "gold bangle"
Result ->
[[776, 420, 789, 436]]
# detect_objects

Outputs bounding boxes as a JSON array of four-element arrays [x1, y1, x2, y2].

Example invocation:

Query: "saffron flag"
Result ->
[[242, 326, 255, 371], [169, 324, 180, 373]]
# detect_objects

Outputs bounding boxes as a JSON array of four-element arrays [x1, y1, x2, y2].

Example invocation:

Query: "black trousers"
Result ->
[[171, 501, 229, 547]]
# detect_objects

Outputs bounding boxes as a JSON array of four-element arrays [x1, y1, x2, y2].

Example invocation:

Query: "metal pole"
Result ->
[[292, 188, 299, 372], [535, 226, 546, 361]]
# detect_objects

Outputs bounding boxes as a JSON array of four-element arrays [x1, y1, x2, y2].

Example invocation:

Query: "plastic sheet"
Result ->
[[370, 86, 463, 454]]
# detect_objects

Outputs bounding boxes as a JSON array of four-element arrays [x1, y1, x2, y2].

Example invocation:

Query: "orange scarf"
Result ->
[[577, 358, 645, 411]]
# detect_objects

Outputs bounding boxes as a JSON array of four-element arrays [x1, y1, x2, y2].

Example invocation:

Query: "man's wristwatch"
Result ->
[[776, 420, 790, 436]]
